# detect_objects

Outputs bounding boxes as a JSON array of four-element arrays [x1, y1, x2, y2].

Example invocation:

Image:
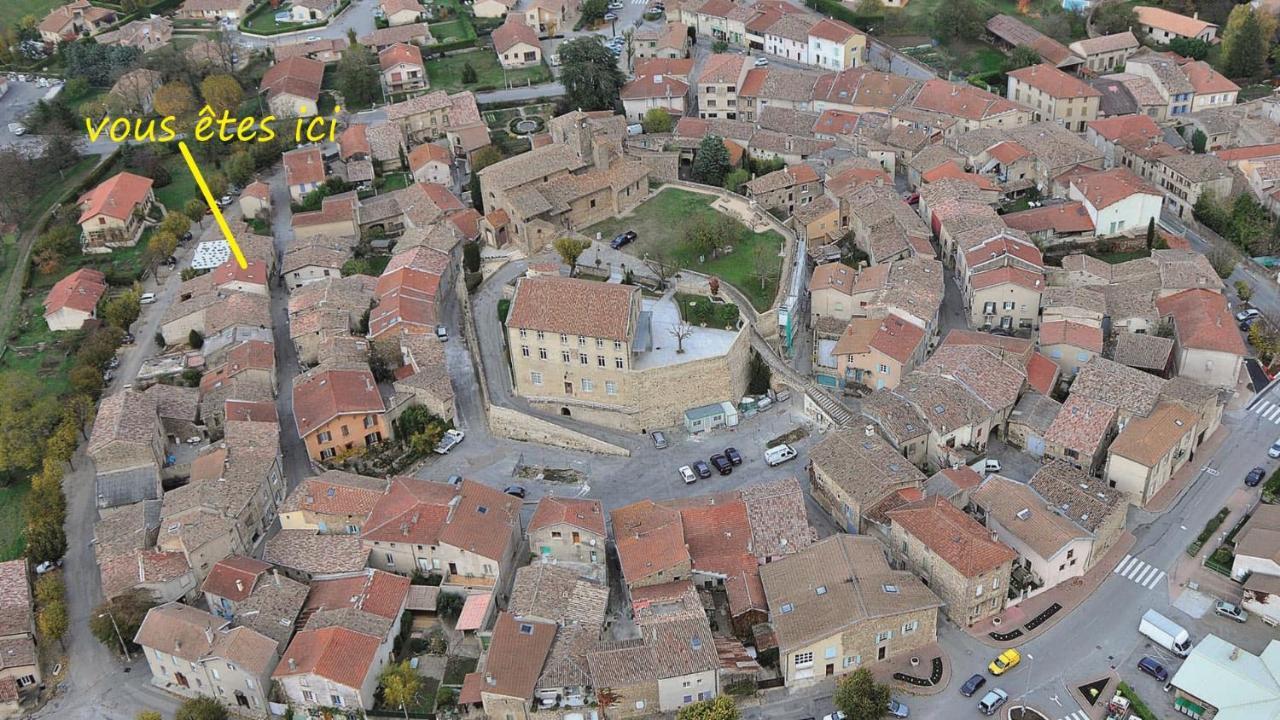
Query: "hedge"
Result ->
[[1187, 506, 1230, 556]]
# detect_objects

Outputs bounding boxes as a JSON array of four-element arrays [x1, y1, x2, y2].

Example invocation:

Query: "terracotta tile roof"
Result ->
[[1025, 352, 1060, 395], [274, 625, 381, 687], [868, 314, 925, 364], [1156, 287, 1245, 356], [889, 495, 1015, 576], [136, 602, 279, 675], [360, 22, 433, 49], [408, 142, 452, 173], [1111, 331, 1173, 371], [1070, 31, 1140, 56], [378, 42, 422, 71], [509, 564, 609, 627], [986, 13, 1079, 66], [360, 477, 454, 545], [1039, 320, 1104, 353], [339, 124, 371, 159], [455, 592, 492, 632], [809, 428, 925, 508], [699, 53, 747, 85], [739, 477, 817, 558], [1110, 400, 1197, 469], [634, 57, 695, 79], [760, 534, 941, 651], [1003, 202, 1095, 235], [925, 466, 985, 500], [808, 261, 855, 295], [620, 73, 689, 101], [1009, 63, 1101, 99], [0, 561, 30, 638], [201, 556, 270, 602], [280, 470, 388, 517], [303, 569, 409, 623], [476, 612, 556, 699], [969, 264, 1044, 292], [1216, 143, 1280, 162], [78, 172, 153, 223], [612, 500, 690, 583], [1134, 5, 1216, 37], [283, 147, 326, 188], [1071, 168, 1160, 210], [507, 276, 637, 342], [261, 56, 325, 105], [972, 476, 1086, 559], [1028, 460, 1124, 532], [940, 329, 1034, 363], [362, 479, 519, 563], [528, 496, 605, 536], [911, 79, 1023, 122], [274, 37, 349, 61], [493, 18, 539, 53], [1088, 113, 1162, 143], [808, 17, 861, 42], [263, 531, 367, 576], [1072, 355, 1165, 418], [44, 268, 107, 317], [88, 390, 158, 456], [291, 367, 384, 438], [1044, 394, 1116, 456]]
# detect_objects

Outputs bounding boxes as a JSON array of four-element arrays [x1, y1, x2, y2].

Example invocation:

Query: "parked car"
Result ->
[[709, 454, 732, 475], [1137, 656, 1169, 682], [886, 700, 908, 718], [434, 429, 465, 454], [1243, 319, 1257, 331], [306, 35, 322, 41], [610, 230, 637, 249], [447, 475, 462, 486], [106, 356, 120, 370], [959, 674, 986, 697], [1237, 308, 1262, 322], [1247, 466, 1266, 487], [1269, 437, 1280, 458], [217, 194, 233, 207], [121, 333, 135, 345], [503, 485, 527, 498], [651, 431, 668, 449], [978, 689, 1008, 716], [1215, 600, 1248, 623], [988, 648, 1020, 675], [679, 465, 697, 484], [435, 324, 449, 341], [608, 0, 624, 8], [34, 560, 61, 575], [692, 460, 712, 479], [724, 447, 742, 465], [754, 56, 769, 66], [970, 458, 1002, 476], [822, 713, 845, 720], [139, 292, 157, 304], [604, 11, 617, 20]]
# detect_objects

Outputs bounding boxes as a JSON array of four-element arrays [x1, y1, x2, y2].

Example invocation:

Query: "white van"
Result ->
[[764, 443, 797, 466]]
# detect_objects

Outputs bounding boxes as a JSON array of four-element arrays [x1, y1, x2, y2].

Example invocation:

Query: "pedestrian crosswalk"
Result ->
[[630, 0, 647, 5], [1113, 555, 1166, 590], [1253, 399, 1280, 424], [1058, 711, 1090, 720]]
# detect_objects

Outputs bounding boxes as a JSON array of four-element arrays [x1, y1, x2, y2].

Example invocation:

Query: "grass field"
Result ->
[[154, 155, 199, 213], [888, 0, 1084, 41], [0, 0, 62, 33], [1089, 248, 1151, 264], [429, 18, 474, 42], [584, 189, 784, 310], [21, 155, 102, 234], [0, 482, 31, 562], [425, 51, 551, 93]]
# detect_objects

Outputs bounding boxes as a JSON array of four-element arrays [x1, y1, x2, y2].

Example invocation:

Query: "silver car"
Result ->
[[651, 431, 668, 449], [1215, 600, 1248, 623]]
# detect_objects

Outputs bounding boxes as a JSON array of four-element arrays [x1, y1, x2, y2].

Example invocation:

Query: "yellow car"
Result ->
[[989, 649, 1021, 676]]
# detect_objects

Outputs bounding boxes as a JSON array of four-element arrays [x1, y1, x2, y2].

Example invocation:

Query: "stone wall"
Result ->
[[488, 405, 631, 456]]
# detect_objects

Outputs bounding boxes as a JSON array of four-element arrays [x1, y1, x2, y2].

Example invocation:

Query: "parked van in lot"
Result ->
[[764, 443, 797, 466]]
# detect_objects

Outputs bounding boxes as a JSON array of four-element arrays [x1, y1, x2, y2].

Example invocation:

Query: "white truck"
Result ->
[[1139, 609, 1192, 657]]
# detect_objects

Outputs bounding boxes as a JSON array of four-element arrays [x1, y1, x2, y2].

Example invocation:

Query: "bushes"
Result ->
[[675, 293, 738, 328], [1187, 507, 1231, 556]]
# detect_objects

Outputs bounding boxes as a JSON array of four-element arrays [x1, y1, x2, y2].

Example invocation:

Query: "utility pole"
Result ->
[[98, 611, 131, 662]]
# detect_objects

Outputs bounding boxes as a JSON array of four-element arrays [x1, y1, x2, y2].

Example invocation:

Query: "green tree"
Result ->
[[145, 230, 179, 270], [712, 39, 729, 53], [225, 150, 256, 188], [692, 135, 731, 187], [153, 82, 198, 118], [677, 696, 741, 720], [933, 0, 984, 41], [137, 712, 164, 720], [68, 365, 104, 397], [1222, 4, 1270, 79], [188, 329, 204, 349], [175, 695, 227, 720], [335, 43, 381, 109], [184, 198, 207, 223], [833, 667, 890, 720], [379, 661, 424, 720], [436, 686, 457, 707], [461, 62, 478, 84], [0, 373, 60, 473], [1192, 129, 1207, 154], [469, 145, 504, 212], [723, 167, 750, 194], [200, 74, 243, 115], [559, 37, 627, 111], [1168, 37, 1210, 60], [104, 291, 142, 330], [1004, 46, 1041, 71], [1146, 217, 1156, 249], [90, 590, 155, 655], [642, 107, 675, 134], [581, 0, 608, 22], [553, 237, 592, 274], [437, 591, 465, 620], [158, 211, 192, 239], [463, 241, 482, 273], [747, 351, 771, 395], [1092, 0, 1141, 36], [37, 599, 69, 647], [1236, 279, 1254, 301], [34, 574, 65, 606]]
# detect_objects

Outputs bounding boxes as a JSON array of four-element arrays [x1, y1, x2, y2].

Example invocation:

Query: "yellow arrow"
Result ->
[[178, 140, 248, 270]]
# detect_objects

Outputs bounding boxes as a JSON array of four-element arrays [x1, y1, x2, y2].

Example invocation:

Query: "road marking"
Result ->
[[1114, 555, 1165, 590], [1267, 405, 1280, 422], [1057, 711, 1088, 720], [1255, 400, 1272, 414]]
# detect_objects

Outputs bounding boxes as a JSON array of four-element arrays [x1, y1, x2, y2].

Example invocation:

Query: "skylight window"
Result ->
[[882, 584, 899, 594], [780, 603, 794, 614], [816, 586, 828, 596]]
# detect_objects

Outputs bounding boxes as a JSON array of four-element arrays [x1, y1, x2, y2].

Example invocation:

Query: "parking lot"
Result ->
[[0, 77, 58, 154]]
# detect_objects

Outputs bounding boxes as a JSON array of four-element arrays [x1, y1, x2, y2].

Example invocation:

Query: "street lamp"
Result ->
[[1015, 653, 1035, 711], [98, 611, 131, 662]]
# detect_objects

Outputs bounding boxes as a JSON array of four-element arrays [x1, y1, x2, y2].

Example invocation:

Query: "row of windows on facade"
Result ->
[[380, 550, 494, 576], [315, 415, 380, 443], [317, 432, 383, 459], [522, 346, 626, 368], [792, 620, 921, 667], [518, 329, 625, 351], [529, 372, 619, 395], [982, 301, 1029, 314]]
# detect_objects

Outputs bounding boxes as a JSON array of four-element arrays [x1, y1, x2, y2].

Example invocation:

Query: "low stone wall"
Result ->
[[488, 405, 631, 456]]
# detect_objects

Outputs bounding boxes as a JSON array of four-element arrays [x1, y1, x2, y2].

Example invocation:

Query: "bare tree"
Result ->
[[751, 242, 779, 291], [644, 248, 678, 290], [669, 321, 693, 353]]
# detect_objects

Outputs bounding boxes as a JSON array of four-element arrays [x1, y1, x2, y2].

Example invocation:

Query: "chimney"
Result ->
[[204, 625, 214, 645], [273, 568, 281, 587], [235, 578, 244, 593], [288, 657, 297, 671]]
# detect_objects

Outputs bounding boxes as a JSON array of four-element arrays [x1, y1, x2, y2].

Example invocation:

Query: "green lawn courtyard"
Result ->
[[0, 0, 62, 34], [425, 51, 551, 93], [584, 188, 785, 311]]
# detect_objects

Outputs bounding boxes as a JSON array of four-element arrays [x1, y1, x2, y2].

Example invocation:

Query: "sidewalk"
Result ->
[[965, 531, 1136, 649], [1168, 485, 1254, 605], [870, 642, 951, 696]]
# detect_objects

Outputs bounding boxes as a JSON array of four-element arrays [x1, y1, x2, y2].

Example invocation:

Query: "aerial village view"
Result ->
[[5, 0, 1280, 718]]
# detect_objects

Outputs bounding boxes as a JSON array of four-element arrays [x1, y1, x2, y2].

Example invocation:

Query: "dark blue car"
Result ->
[[960, 674, 986, 697]]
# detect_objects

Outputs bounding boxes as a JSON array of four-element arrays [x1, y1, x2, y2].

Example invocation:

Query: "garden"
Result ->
[[583, 188, 785, 311], [425, 50, 552, 94]]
